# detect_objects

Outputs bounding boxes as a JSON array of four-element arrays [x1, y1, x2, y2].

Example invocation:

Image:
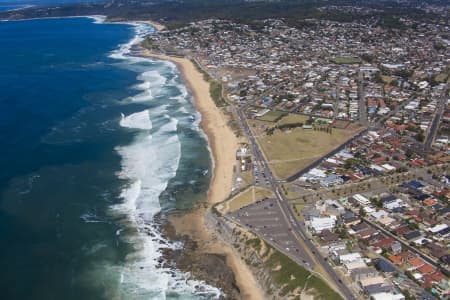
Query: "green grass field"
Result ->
[[266, 245, 343, 299], [210, 81, 228, 107], [381, 75, 395, 84], [276, 114, 308, 126], [434, 72, 449, 83], [330, 57, 361, 65], [224, 186, 274, 212], [257, 110, 286, 122], [256, 125, 361, 179]]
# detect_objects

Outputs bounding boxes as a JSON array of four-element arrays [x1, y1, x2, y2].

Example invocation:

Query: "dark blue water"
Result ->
[[0, 17, 216, 300], [0, 0, 107, 12], [0, 17, 135, 299], [0, 17, 135, 187]]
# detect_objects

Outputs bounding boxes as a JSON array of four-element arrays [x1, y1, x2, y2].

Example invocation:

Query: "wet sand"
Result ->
[[141, 49, 265, 300]]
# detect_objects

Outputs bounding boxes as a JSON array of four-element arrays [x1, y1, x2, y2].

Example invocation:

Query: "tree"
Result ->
[[405, 148, 414, 158], [359, 207, 366, 217], [416, 131, 425, 142]]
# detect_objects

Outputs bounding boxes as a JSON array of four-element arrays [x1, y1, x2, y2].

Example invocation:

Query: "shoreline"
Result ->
[[0, 15, 166, 32], [141, 49, 265, 300], [140, 49, 236, 207], [141, 20, 166, 31]]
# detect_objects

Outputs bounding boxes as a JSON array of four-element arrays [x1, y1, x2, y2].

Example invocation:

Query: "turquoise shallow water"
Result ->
[[0, 17, 217, 299]]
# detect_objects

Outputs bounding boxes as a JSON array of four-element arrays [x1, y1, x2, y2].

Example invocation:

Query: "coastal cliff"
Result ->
[[207, 209, 340, 300]]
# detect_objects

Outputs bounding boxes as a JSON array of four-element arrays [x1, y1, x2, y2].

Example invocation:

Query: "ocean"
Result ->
[[0, 0, 104, 12], [0, 16, 218, 299]]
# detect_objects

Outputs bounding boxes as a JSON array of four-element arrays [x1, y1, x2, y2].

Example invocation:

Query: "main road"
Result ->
[[424, 85, 448, 151], [235, 107, 357, 300]]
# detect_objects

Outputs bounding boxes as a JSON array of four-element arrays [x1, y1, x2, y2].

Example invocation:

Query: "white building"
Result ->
[[353, 194, 371, 206], [383, 198, 404, 210], [370, 293, 405, 300], [339, 252, 362, 264], [309, 216, 337, 234]]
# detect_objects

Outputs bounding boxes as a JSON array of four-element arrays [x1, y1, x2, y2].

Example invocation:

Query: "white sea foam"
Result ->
[[120, 110, 152, 130], [130, 89, 153, 102], [87, 15, 107, 24], [138, 70, 167, 88], [105, 19, 220, 298], [109, 22, 153, 60], [132, 81, 151, 91], [80, 211, 105, 223], [113, 111, 219, 298]]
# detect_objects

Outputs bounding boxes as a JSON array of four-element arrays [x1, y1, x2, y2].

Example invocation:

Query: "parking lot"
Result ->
[[227, 198, 315, 269]]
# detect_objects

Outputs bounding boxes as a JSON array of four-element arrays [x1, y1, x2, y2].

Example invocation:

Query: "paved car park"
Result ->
[[227, 198, 315, 269]]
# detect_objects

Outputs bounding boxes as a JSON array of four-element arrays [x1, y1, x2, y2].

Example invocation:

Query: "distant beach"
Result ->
[[142, 20, 166, 31]]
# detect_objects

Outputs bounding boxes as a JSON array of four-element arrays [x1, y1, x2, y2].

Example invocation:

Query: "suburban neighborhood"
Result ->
[[143, 10, 449, 300]]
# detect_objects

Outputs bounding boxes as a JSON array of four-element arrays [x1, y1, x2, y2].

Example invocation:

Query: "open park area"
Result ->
[[249, 114, 362, 179]]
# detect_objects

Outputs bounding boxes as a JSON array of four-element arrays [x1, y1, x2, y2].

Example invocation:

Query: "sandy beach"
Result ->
[[141, 49, 265, 300], [143, 20, 166, 31]]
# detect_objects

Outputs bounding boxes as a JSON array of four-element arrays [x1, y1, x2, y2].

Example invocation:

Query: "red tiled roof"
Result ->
[[408, 257, 425, 269], [423, 198, 438, 206], [417, 263, 434, 275], [424, 271, 444, 283], [373, 156, 387, 164], [395, 226, 411, 235], [373, 237, 395, 249], [389, 255, 403, 265]]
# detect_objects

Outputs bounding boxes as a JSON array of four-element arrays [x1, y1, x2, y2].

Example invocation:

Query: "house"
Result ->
[[382, 197, 404, 210], [323, 199, 345, 216], [351, 222, 370, 233], [343, 216, 361, 227], [328, 241, 347, 253], [319, 230, 340, 244], [309, 216, 337, 234], [371, 210, 389, 220], [407, 257, 425, 271], [426, 243, 447, 260], [352, 194, 371, 206], [365, 283, 396, 296], [429, 223, 448, 235], [404, 230, 422, 241], [369, 293, 405, 300], [351, 267, 379, 281], [404, 180, 425, 191], [338, 252, 363, 264], [423, 271, 445, 286], [388, 255, 403, 265], [373, 237, 395, 250], [358, 228, 378, 240], [391, 241, 402, 254], [417, 263, 434, 275], [320, 174, 344, 187], [345, 260, 368, 272], [374, 258, 396, 274], [360, 276, 386, 288], [236, 146, 251, 160]]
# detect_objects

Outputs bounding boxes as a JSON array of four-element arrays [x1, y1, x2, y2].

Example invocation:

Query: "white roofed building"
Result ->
[[309, 216, 337, 234]]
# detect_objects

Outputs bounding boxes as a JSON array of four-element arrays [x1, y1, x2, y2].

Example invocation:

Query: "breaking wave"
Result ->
[[120, 110, 152, 130], [105, 21, 220, 299]]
